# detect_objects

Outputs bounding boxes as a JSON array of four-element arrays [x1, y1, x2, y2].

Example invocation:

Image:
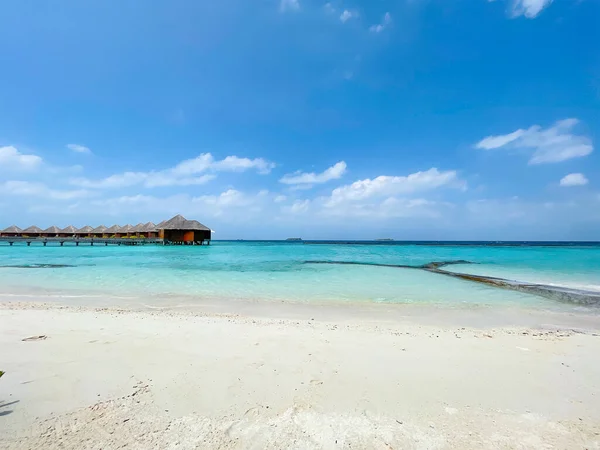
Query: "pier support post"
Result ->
[[105, 242, 108, 246], [27, 242, 31, 246], [9, 242, 13, 246], [60, 242, 64, 246], [43, 242, 47, 247]]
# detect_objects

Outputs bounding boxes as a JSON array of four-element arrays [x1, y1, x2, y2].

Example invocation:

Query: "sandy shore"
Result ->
[[1, 301, 600, 449]]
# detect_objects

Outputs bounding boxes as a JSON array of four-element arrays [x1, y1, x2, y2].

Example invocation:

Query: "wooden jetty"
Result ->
[[0, 215, 211, 247]]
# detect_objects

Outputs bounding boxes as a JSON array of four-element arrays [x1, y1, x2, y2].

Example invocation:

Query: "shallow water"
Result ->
[[0, 241, 598, 311]]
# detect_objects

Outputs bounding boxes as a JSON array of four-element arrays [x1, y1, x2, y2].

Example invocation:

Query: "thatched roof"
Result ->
[[158, 215, 210, 231], [131, 223, 145, 233], [91, 225, 107, 233], [76, 226, 94, 233], [119, 224, 133, 233], [105, 225, 121, 233], [23, 226, 43, 233], [143, 222, 157, 232], [60, 225, 78, 234], [156, 220, 167, 228], [43, 226, 61, 234], [2, 225, 22, 233]]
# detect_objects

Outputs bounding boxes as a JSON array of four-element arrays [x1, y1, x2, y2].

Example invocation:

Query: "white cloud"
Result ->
[[0, 146, 43, 170], [294, 168, 464, 222], [284, 199, 310, 214], [212, 156, 275, 174], [340, 10, 357, 23], [324, 2, 335, 13], [320, 196, 445, 219], [476, 129, 526, 149], [280, 161, 347, 186], [475, 118, 593, 164], [79, 189, 276, 221], [369, 12, 392, 33], [274, 195, 287, 203], [67, 144, 92, 154], [70, 153, 275, 189], [0, 180, 90, 200], [511, 0, 553, 18], [195, 189, 254, 208], [325, 168, 463, 205], [280, 0, 300, 12], [560, 173, 589, 187]]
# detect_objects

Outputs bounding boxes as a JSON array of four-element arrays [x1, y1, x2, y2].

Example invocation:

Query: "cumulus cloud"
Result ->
[[511, 0, 553, 18], [70, 153, 275, 189], [212, 156, 275, 174], [325, 168, 463, 206], [67, 144, 92, 154], [280, 0, 299, 12], [369, 12, 392, 33], [0, 146, 43, 170], [340, 10, 357, 23], [280, 161, 347, 186], [475, 118, 593, 164], [560, 173, 589, 187], [290, 168, 464, 221]]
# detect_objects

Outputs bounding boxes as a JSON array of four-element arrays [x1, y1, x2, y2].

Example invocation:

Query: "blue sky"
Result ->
[[1, 0, 599, 239]]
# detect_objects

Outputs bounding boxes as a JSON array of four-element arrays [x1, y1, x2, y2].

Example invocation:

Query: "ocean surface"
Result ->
[[0, 241, 599, 312]]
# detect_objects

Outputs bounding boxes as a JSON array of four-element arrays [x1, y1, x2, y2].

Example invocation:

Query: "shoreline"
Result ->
[[2, 293, 600, 330], [2, 299, 600, 448]]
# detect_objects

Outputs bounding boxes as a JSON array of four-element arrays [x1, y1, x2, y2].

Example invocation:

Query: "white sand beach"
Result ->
[[1, 301, 600, 449]]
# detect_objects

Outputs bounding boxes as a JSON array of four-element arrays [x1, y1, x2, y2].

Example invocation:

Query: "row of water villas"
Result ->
[[1, 223, 159, 239], [0, 215, 212, 246]]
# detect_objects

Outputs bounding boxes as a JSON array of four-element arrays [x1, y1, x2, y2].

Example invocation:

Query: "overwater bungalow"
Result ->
[[105, 225, 121, 238], [59, 225, 78, 238], [159, 215, 211, 244], [76, 226, 94, 238], [143, 222, 158, 239], [91, 225, 107, 238], [1, 225, 23, 237], [117, 224, 133, 238], [22, 226, 43, 237], [130, 223, 145, 238], [42, 226, 61, 238]]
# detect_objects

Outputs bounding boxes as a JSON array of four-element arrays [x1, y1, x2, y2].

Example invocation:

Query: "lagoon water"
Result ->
[[0, 241, 599, 312]]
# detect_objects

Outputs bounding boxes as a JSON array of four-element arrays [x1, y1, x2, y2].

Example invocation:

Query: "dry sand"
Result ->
[[1, 301, 600, 449]]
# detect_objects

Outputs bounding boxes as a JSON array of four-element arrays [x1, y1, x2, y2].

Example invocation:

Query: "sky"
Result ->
[[0, 0, 599, 240]]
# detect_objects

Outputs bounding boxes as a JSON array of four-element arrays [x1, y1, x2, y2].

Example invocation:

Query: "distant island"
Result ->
[[286, 238, 303, 241], [376, 238, 395, 241]]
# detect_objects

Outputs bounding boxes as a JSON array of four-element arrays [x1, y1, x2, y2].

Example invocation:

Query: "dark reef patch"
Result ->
[[0, 264, 77, 269], [304, 260, 600, 306]]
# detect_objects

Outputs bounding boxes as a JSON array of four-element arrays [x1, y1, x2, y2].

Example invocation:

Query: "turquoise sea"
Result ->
[[0, 241, 599, 312]]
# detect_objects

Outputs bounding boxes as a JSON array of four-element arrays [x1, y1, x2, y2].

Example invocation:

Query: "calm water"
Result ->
[[0, 241, 599, 311]]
